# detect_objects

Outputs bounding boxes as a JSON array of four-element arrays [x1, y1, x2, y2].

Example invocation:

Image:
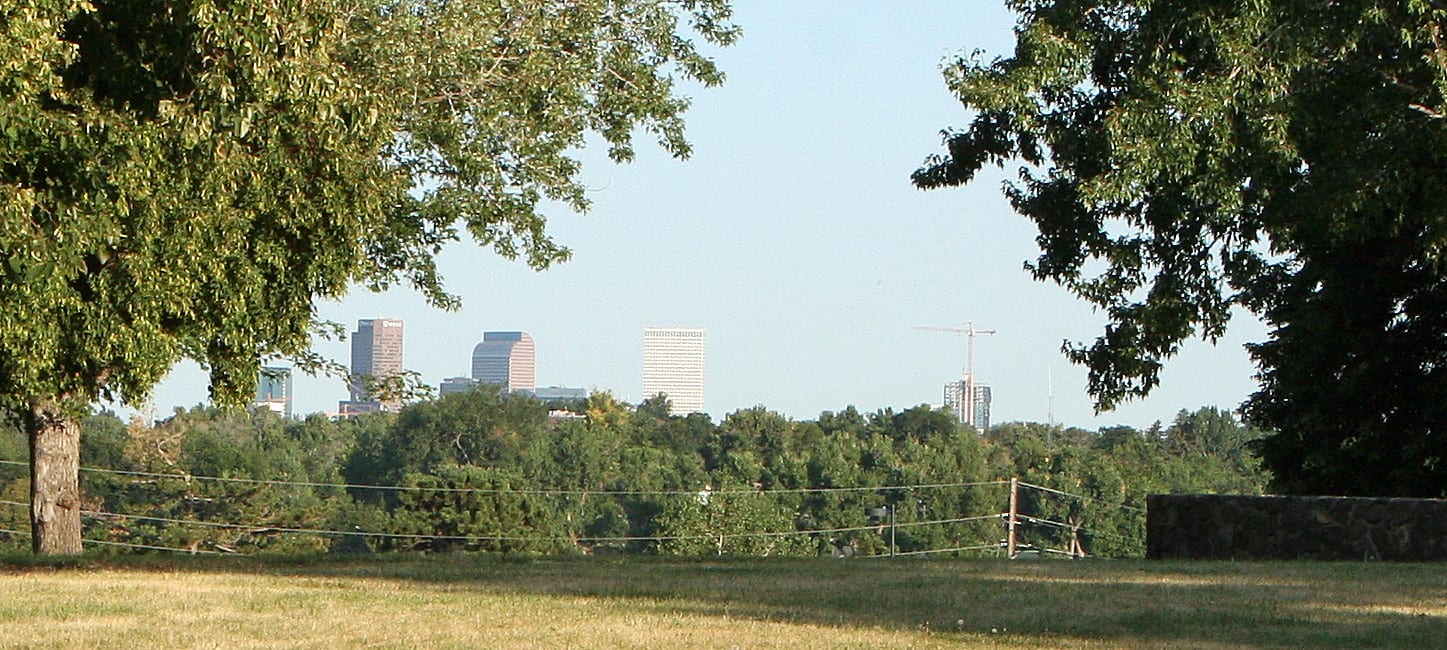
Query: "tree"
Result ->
[[387, 465, 570, 555], [2, 0, 736, 553], [346, 385, 548, 489], [916, 1, 1447, 495], [1161, 407, 1259, 465], [655, 482, 811, 557]]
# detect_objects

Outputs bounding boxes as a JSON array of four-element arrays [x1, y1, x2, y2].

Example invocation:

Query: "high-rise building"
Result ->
[[972, 384, 992, 432], [346, 318, 404, 411], [943, 380, 965, 425], [254, 366, 293, 418], [472, 331, 536, 392], [944, 379, 992, 432], [642, 327, 705, 415]]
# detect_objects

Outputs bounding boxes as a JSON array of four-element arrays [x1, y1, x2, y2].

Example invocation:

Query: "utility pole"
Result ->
[[913, 322, 997, 427]]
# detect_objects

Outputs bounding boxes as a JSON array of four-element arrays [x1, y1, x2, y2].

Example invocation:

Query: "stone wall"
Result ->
[[1146, 494, 1447, 561]]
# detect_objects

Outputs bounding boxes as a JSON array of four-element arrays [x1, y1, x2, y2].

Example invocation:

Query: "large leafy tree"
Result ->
[[1, 0, 736, 553], [916, 1, 1447, 496]]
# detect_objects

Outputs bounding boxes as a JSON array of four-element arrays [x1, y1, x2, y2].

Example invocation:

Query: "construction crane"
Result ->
[[913, 322, 996, 428]]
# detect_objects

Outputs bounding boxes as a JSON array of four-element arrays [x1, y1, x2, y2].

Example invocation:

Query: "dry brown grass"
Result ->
[[0, 555, 1442, 648]]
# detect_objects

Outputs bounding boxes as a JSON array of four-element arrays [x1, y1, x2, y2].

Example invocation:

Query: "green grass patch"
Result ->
[[0, 553, 1442, 648]]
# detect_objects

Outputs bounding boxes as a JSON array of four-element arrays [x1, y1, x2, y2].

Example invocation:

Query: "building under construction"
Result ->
[[944, 380, 992, 432]]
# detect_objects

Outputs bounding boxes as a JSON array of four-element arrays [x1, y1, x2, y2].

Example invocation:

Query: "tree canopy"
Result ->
[[3, 0, 736, 410], [916, 1, 1447, 496], [2, 0, 737, 552], [0, 396, 1266, 558]]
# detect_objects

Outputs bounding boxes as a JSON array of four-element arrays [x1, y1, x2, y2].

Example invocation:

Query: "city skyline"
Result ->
[[244, 322, 1022, 423], [250, 323, 1012, 424], [183, 303, 1242, 426], [136, 3, 1264, 429]]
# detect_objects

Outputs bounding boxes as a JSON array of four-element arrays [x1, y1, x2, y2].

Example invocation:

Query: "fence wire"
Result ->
[[0, 466, 1149, 558], [0, 460, 1004, 496]]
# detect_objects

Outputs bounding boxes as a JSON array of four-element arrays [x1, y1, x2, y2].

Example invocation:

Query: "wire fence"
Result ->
[[0, 498, 1004, 546], [1020, 481, 1147, 513], [1010, 480, 1147, 555], [0, 525, 227, 555], [0, 460, 1006, 496], [0, 463, 1147, 558]]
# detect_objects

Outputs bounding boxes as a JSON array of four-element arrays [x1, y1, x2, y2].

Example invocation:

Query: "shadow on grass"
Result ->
[[4, 552, 1445, 648]]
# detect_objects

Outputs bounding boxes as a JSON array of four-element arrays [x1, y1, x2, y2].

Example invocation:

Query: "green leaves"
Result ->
[[921, 1, 1447, 494], [5, 1, 735, 554], [0, 0, 735, 414]]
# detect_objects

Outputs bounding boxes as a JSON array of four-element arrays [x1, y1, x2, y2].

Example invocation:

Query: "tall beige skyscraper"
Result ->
[[642, 327, 705, 415], [472, 331, 536, 392], [346, 318, 404, 411]]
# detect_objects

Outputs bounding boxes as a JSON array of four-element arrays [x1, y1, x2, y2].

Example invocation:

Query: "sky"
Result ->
[[136, 1, 1268, 430]]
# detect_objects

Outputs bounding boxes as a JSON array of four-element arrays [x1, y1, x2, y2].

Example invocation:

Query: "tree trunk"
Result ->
[[28, 400, 82, 555]]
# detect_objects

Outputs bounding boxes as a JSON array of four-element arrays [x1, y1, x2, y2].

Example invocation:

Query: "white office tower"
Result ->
[[642, 327, 705, 415]]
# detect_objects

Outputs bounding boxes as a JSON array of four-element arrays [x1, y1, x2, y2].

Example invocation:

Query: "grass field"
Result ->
[[0, 554, 1443, 649]]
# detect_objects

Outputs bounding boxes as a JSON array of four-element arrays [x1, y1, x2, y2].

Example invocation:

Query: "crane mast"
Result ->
[[912, 322, 996, 429]]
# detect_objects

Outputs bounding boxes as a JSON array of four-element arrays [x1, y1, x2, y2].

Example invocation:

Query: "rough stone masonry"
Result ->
[[1147, 494, 1447, 561]]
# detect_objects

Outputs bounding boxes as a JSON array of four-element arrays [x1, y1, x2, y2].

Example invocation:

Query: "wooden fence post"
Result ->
[[1007, 478, 1019, 558]]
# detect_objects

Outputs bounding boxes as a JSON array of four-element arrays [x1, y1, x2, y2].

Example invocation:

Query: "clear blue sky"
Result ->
[[139, 1, 1266, 429]]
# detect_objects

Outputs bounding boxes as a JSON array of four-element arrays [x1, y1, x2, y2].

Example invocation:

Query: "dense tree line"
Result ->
[[0, 388, 1265, 558]]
